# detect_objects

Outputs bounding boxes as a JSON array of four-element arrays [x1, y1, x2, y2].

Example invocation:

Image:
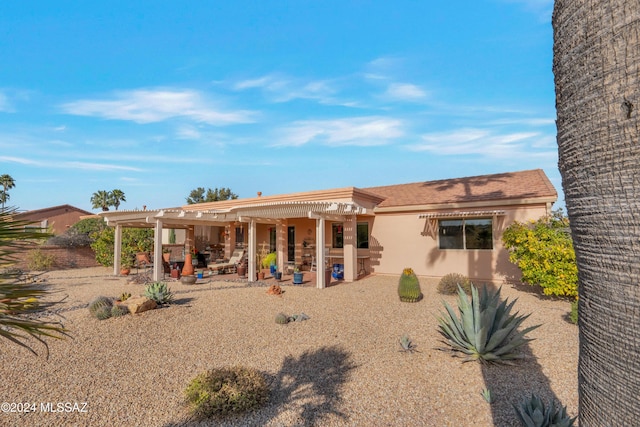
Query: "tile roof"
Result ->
[[363, 169, 557, 208]]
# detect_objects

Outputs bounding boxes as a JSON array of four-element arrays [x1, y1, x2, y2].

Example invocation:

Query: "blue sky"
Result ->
[[0, 0, 560, 212]]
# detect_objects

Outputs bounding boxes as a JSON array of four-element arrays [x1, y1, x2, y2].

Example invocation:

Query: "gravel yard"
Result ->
[[1, 267, 578, 426]]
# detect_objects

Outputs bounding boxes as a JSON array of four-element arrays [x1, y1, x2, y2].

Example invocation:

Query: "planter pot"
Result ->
[[274, 271, 282, 280], [325, 268, 332, 286], [237, 264, 246, 277], [293, 272, 303, 285], [257, 271, 266, 280], [182, 254, 194, 276], [270, 265, 277, 274], [120, 268, 131, 276], [181, 275, 197, 285]]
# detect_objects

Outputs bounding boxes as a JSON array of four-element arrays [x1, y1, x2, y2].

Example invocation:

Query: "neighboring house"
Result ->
[[99, 169, 557, 288], [15, 204, 93, 235]]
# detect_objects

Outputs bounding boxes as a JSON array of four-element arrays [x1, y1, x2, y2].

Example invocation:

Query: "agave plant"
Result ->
[[437, 284, 540, 364], [144, 281, 174, 304], [0, 207, 69, 356], [399, 334, 419, 353], [514, 393, 576, 427]]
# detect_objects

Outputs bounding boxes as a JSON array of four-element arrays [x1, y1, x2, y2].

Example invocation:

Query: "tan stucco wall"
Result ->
[[369, 204, 550, 283]]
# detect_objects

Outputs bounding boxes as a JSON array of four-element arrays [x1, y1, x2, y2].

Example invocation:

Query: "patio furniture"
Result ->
[[208, 249, 245, 274]]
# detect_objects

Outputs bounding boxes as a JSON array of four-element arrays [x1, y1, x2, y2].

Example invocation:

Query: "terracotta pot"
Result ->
[[120, 268, 131, 276], [182, 253, 194, 276], [257, 271, 266, 280], [237, 264, 246, 277]]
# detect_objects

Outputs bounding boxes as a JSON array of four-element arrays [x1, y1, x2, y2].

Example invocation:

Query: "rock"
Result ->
[[122, 296, 157, 314]]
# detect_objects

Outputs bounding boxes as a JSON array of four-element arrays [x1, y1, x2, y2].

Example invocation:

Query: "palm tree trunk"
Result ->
[[553, 0, 640, 424]]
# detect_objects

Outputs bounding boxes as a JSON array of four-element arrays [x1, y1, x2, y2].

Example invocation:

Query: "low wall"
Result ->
[[13, 246, 100, 271]]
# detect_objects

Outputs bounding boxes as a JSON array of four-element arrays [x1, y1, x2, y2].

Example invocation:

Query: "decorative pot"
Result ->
[[325, 268, 332, 286], [274, 271, 282, 280], [120, 268, 131, 276], [181, 275, 197, 285], [182, 253, 194, 276], [237, 264, 246, 277], [270, 265, 277, 274], [257, 271, 266, 280], [293, 271, 303, 285]]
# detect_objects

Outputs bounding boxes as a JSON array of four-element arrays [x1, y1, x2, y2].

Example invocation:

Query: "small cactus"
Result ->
[[398, 268, 422, 302], [399, 335, 419, 353], [144, 281, 174, 304], [111, 304, 129, 317], [514, 393, 575, 427], [481, 388, 494, 404], [89, 296, 113, 318], [275, 313, 289, 324], [94, 306, 112, 320], [119, 292, 131, 302]]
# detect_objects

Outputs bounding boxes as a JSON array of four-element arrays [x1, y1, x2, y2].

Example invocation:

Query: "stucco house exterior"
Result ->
[[15, 204, 93, 235], [99, 169, 556, 288]]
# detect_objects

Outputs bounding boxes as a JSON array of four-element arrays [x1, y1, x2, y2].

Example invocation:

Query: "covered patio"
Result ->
[[99, 195, 376, 289]]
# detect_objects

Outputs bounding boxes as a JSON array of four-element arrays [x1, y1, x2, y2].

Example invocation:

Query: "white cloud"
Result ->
[[0, 92, 14, 112], [233, 74, 350, 105], [0, 155, 143, 171], [407, 128, 555, 159], [60, 89, 256, 125], [175, 125, 202, 140], [385, 83, 428, 101], [276, 116, 404, 147]]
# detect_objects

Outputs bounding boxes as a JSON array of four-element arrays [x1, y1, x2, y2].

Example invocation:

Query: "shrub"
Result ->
[[437, 284, 540, 364], [184, 366, 269, 419], [438, 273, 472, 295], [111, 305, 129, 317], [144, 281, 174, 305], [569, 299, 578, 325], [275, 312, 289, 324], [514, 393, 576, 427], [25, 249, 55, 271], [88, 296, 113, 319], [91, 227, 154, 267], [398, 268, 422, 302], [261, 252, 277, 269], [502, 210, 577, 297]]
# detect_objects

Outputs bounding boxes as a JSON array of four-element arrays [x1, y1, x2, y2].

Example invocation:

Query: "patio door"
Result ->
[[287, 226, 295, 263]]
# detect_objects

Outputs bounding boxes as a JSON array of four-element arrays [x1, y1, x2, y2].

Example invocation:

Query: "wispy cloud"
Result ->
[[234, 73, 345, 105], [276, 116, 404, 147], [60, 89, 256, 125], [407, 128, 555, 159], [0, 92, 14, 113], [0, 155, 143, 171], [384, 83, 428, 101]]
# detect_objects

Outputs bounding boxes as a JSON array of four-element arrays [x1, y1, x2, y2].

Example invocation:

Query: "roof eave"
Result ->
[[372, 195, 558, 213]]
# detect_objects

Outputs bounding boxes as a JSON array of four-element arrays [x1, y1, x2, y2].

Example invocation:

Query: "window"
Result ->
[[357, 222, 369, 249], [438, 218, 493, 250], [332, 223, 343, 248], [269, 227, 276, 252]]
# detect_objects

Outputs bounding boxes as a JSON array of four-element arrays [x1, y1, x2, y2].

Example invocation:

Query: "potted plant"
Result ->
[[293, 266, 303, 285], [262, 252, 277, 275], [120, 256, 134, 276]]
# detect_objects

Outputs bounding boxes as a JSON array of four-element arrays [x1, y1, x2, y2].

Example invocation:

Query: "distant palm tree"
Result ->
[[0, 174, 15, 209], [0, 207, 69, 356], [110, 189, 126, 210], [90, 190, 111, 211]]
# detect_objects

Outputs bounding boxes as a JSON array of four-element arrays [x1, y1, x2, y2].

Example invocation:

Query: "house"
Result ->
[[15, 204, 93, 235], [99, 169, 557, 288]]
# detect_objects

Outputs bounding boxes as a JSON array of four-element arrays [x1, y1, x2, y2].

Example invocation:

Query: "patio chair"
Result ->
[[208, 249, 245, 274]]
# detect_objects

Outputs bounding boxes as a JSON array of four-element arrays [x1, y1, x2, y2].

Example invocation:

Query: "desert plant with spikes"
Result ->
[[514, 393, 575, 427], [436, 284, 540, 364]]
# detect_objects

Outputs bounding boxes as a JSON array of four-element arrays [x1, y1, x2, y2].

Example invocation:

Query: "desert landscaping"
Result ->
[[1, 267, 578, 426]]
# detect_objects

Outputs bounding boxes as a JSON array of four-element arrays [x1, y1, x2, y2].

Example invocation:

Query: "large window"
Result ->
[[438, 218, 493, 250], [357, 222, 369, 249]]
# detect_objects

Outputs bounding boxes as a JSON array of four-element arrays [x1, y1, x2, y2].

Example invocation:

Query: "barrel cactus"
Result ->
[[275, 313, 289, 325], [111, 304, 129, 317], [89, 296, 113, 319], [398, 268, 422, 302]]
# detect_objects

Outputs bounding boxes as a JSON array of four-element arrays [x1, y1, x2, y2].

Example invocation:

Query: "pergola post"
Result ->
[[113, 224, 122, 276], [276, 220, 286, 274], [247, 218, 257, 281], [153, 219, 163, 281], [316, 216, 326, 288], [343, 215, 357, 282]]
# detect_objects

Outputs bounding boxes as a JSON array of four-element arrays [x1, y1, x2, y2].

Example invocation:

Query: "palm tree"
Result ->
[[0, 191, 8, 208], [553, 0, 640, 424], [90, 190, 111, 211], [110, 189, 126, 210], [0, 174, 15, 209], [0, 207, 68, 356]]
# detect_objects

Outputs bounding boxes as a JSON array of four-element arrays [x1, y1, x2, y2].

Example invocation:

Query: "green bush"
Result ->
[[261, 252, 277, 269], [398, 268, 422, 302], [90, 227, 154, 267], [184, 366, 268, 419], [144, 281, 174, 305], [438, 273, 472, 295], [437, 284, 540, 364], [25, 249, 55, 271], [502, 210, 577, 297]]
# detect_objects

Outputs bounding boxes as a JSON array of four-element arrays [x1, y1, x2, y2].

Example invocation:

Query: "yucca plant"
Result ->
[[0, 207, 69, 356], [144, 281, 174, 304], [514, 393, 576, 427], [437, 284, 540, 364]]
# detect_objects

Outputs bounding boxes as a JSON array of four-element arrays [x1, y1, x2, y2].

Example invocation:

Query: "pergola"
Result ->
[[99, 200, 370, 289]]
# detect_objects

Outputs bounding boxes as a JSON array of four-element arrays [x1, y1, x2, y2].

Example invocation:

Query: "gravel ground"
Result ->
[[1, 267, 578, 426]]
